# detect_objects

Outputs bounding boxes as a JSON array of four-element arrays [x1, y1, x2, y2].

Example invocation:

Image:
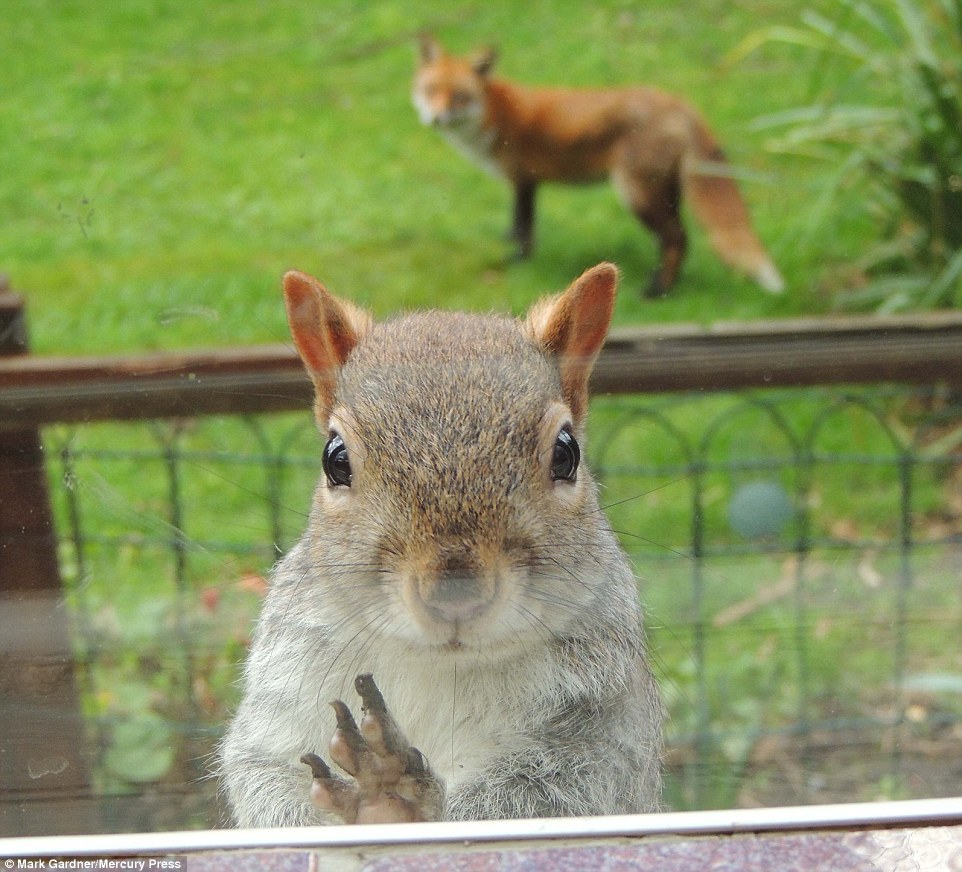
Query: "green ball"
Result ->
[[728, 480, 793, 539]]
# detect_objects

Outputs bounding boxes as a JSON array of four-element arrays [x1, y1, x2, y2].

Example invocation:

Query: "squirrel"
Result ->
[[219, 263, 664, 826]]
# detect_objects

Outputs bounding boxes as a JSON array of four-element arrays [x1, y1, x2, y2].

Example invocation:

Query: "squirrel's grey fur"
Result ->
[[220, 266, 663, 826]]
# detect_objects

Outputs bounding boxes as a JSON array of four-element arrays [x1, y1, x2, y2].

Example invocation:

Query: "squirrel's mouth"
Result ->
[[422, 614, 491, 653], [433, 613, 483, 652]]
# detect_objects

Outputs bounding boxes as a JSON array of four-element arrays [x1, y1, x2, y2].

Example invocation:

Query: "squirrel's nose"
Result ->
[[424, 565, 493, 624]]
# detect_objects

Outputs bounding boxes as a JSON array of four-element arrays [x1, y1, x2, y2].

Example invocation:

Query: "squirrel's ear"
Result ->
[[283, 270, 372, 426], [525, 262, 618, 422]]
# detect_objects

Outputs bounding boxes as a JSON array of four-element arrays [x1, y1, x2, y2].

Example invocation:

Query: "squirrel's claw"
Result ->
[[301, 752, 360, 823], [354, 673, 387, 713], [303, 675, 445, 824], [355, 673, 415, 782], [329, 698, 386, 799], [300, 751, 332, 781]]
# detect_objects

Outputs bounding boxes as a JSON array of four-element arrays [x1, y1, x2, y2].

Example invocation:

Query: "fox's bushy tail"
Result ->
[[684, 118, 784, 294]]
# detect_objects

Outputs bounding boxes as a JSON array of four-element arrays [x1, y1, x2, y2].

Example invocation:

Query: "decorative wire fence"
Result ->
[[39, 384, 962, 832]]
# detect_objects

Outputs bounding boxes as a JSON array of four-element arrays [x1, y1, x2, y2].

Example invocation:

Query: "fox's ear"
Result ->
[[418, 32, 443, 64], [283, 270, 372, 428], [525, 263, 618, 424], [471, 45, 497, 77]]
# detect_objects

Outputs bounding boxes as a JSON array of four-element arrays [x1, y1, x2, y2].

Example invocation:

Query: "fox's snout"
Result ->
[[415, 99, 458, 129]]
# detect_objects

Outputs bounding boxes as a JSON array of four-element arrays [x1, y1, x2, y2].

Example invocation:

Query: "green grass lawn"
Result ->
[[4, 0, 876, 356]]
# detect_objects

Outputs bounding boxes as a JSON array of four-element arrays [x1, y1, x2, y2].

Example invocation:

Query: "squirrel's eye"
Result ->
[[322, 433, 352, 488], [550, 427, 580, 483]]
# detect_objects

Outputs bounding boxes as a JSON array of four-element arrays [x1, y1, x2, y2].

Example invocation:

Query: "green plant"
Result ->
[[731, 0, 962, 311]]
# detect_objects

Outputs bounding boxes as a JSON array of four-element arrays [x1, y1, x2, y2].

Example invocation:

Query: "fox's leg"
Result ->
[[508, 179, 537, 259], [634, 186, 687, 299], [612, 156, 687, 297]]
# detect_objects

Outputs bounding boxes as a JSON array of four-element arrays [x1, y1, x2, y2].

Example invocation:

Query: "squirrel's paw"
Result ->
[[301, 673, 444, 824]]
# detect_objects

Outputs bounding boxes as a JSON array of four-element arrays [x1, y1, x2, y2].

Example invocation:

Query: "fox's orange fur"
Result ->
[[412, 35, 784, 297]]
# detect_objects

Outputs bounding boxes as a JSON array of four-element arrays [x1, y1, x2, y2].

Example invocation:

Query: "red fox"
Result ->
[[413, 35, 784, 297]]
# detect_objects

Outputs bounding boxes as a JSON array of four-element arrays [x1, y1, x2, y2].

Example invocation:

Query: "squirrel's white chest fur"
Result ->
[[293, 635, 546, 794], [360, 651, 510, 789]]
